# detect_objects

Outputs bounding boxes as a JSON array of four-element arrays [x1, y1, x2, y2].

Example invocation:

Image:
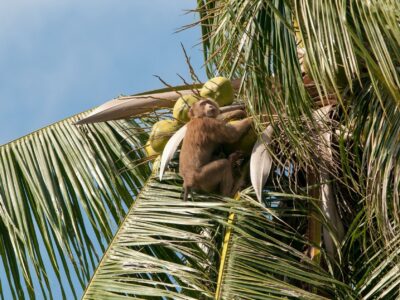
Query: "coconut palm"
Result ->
[[0, 0, 399, 299]]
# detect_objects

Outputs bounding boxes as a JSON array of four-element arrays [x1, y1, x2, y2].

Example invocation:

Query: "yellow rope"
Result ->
[[215, 193, 240, 300]]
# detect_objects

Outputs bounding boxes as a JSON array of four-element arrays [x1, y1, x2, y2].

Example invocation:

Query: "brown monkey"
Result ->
[[179, 99, 252, 200]]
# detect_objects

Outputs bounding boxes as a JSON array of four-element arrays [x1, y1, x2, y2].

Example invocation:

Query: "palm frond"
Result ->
[[296, 0, 400, 101], [76, 83, 204, 125], [343, 80, 400, 244], [83, 170, 223, 300], [343, 210, 400, 299], [0, 111, 151, 299], [213, 177, 356, 299], [82, 167, 358, 299]]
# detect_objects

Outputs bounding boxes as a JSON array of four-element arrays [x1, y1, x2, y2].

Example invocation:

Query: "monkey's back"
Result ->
[[179, 118, 221, 183]]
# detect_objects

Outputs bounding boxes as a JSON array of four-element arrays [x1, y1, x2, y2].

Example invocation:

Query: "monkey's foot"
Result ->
[[228, 151, 245, 169]]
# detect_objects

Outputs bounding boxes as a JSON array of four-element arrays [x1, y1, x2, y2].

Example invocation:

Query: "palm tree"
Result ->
[[1, 0, 399, 299]]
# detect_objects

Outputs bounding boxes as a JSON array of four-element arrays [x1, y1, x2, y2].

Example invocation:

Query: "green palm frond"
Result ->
[[0, 110, 151, 299], [343, 209, 400, 299], [215, 192, 351, 300], [83, 170, 222, 299], [348, 82, 400, 242], [297, 0, 400, 101]]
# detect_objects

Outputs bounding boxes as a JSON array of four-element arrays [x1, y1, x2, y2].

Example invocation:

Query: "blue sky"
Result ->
[[0, 0, 206, 145], [0, 0, 206, 298]]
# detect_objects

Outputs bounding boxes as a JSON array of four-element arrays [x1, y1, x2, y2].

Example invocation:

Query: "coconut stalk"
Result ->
[[75, 79, 243, 125]]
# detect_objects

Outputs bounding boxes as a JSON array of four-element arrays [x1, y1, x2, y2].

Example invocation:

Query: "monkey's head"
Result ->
[[188, 99, 220, 119]]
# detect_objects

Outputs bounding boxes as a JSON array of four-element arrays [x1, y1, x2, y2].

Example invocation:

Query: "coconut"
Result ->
[[149, 120, 181, 153], [224, 120, 257, 154], [200, 77, 234, 107], [173, 94, 200, 123], [144, 140, 159, 157]]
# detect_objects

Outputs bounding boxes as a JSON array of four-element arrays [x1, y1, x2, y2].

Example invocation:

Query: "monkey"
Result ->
[[179, 99, 252, 200]]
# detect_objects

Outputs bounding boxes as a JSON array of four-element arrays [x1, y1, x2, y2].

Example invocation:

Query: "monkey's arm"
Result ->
[[217, 109, 246, 122], [216, 118, 252, 143]]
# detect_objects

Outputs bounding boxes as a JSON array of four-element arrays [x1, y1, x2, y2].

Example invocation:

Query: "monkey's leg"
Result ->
[[194, 159, 234, 196]]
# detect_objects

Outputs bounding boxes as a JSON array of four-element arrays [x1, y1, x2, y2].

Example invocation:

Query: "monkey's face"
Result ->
[[189, 99, 220, 119]]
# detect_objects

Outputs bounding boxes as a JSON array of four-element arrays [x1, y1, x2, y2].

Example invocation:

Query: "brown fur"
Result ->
[[179, 99, 252, 199]]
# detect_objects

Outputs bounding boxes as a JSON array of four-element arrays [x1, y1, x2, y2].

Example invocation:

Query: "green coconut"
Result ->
[[149, 120, 181, 153], [144, 140, 159, 157], [200, 77, 234, 107], [173, 94, 200, 123], [224, 120, 257, 154]]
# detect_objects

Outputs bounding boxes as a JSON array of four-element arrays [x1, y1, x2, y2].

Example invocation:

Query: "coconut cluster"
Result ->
[[145, 76, 254, 157]]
